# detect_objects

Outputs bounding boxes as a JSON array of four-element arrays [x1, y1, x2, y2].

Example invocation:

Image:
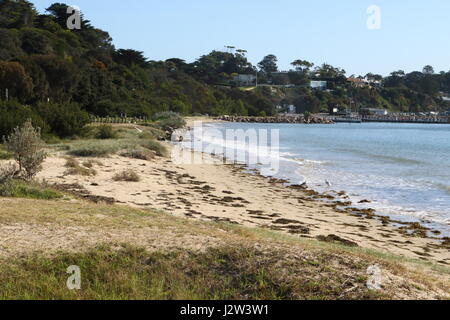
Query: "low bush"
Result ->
[[140, 140, 167, 157], [95, 125, 118, 140], [112, 169, 140, 182], [152, 112, 186, 131], [3, 120, 47, 179], [64, 158, 97, 176], [0, 179, 62, 200], [68, 142, 120, 157]]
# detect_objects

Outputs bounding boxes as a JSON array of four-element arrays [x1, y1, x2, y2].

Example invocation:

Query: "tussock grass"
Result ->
[[0, 180, 62, 200], [64, 158, 97, 176], [113, 169, 140, 182], [120, 147, 155, 161]]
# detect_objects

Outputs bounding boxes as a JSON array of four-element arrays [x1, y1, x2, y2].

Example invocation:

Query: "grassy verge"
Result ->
[[0, 244, 385, 300], [0, 198, 448, 300]]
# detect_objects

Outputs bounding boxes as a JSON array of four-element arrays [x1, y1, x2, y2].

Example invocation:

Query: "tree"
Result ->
[[113, 49, 149, 67], [0, 61, 33, 101], [4, 120, 47, 179], [291, 60, 314, 72], [314, 63, 346, 79], [258, 55, 278, 73], [423, 65, 435, 75]]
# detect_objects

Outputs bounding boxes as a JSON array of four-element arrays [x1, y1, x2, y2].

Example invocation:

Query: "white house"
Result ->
[[233, 74, 256, 86], [310, 80, 327, 90]]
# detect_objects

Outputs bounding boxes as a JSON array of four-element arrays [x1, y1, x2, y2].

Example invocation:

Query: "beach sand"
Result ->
[[37, 144, 450, 266]]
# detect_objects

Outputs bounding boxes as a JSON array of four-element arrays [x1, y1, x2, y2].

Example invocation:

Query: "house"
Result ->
[[233, 74, 256, 87], [310, 80, 327, 90], [347, 77, 367, 88]]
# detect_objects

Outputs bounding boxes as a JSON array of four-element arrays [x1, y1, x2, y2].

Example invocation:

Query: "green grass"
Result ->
[[0, 150, 12, 160], [66, 140, 124, 157], [0, 244, 385, 300], [0, 180, 63, 200], [140, 140, 168, 157]]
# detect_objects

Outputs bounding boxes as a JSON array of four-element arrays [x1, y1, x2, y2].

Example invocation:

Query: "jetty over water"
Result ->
[[323, 114, 450, 124]]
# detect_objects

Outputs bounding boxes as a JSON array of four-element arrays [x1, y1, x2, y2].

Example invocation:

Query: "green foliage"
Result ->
[[94, 125, 117, 140], [0, 179, 62, 200], [67, 141, 121, 157], [4, 119, 47, 179], [140, 140, 168, 157], [0, 0, 448, 133], [153, 112, 186, 131]]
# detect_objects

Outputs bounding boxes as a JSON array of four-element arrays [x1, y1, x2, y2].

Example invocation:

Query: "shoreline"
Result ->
[[35, 140, 450, 266]]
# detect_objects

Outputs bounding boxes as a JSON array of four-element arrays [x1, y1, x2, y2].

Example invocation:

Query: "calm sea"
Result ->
[[182, 122, 450, 234]]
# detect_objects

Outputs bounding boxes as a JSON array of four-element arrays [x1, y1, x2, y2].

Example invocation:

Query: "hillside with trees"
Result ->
[[1, 0, 449, 139]]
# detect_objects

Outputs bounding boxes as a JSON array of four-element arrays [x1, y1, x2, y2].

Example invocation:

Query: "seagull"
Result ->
[[325, 180, 332, 187]]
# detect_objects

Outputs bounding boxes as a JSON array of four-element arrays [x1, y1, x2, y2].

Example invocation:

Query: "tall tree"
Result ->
[[258, 54, 278, 73]]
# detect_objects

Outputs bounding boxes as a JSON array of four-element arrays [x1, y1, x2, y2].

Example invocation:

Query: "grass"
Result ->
[[0, 244, 385, 300], [0, 198, 448, 300], [113, 169, 141, 182], [140, 140, 168, 157], [120, 147, 155, 161], [0, 180, 63, 200], [0, 150, 12, 160], [66, 140, 124, 157]]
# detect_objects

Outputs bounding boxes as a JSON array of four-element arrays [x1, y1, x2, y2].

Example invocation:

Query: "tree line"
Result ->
[[0, 0, 449, 139]]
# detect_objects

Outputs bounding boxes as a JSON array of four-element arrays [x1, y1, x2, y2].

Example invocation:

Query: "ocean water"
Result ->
[[180, 122, 450, 233]]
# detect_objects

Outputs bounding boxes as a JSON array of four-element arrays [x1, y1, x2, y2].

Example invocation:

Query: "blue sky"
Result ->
[[32, 0, 450, 76]]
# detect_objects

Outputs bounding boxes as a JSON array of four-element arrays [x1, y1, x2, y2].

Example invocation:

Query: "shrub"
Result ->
[[3, 120, 47, 179], [95, 125, 117, 140], [113, 169, 140, 182], [0, 163, 18, 185], [152, 112, 186, 131], [0, 179, 62, 200], [140, 140, 167, 157], [64, 158, 97, 176]]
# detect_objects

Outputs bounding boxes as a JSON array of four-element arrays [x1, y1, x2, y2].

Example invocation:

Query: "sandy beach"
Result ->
[[36, 139, 450, 266]]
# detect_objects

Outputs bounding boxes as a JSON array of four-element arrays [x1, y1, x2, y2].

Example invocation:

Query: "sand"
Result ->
[[36, 143, 450, 266]]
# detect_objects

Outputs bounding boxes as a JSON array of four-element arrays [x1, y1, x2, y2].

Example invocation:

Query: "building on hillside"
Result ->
[[310, 80, 327, 90], [347, 77, 367, 88], [233, 74, 256, 87]]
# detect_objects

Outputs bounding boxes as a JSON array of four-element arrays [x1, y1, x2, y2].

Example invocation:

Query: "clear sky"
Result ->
[[31, 0, 450, 76]]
